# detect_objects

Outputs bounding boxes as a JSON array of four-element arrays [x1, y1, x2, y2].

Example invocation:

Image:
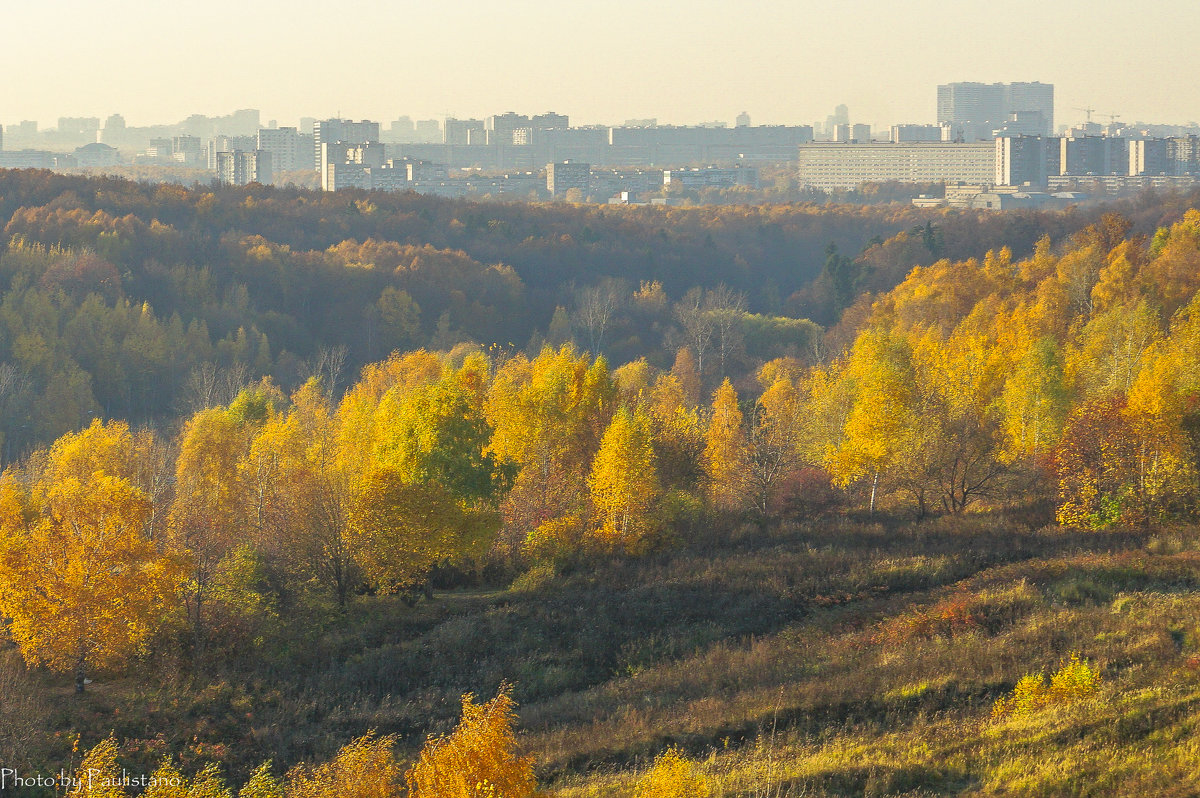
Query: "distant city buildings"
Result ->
[[937, 81, 1054, 140], [546, 161, 591, 197], [257, 127, 307, 172], [797, 141, 995, 191], [8, 86, 1200, 204], [313, 119, 380, 173], [74, 143, 119, 169], [215, 150, 272, 186]]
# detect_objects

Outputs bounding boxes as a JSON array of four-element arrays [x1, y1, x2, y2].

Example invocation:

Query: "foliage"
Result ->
[[68, 736, 127, 798], [404, 685, 537, 798], [635, 747, 710, 798], [285, 732, 402, 798], [0, 420, 181, 690], [992, 653, 1101, 718], [588, 407, 661, 553]]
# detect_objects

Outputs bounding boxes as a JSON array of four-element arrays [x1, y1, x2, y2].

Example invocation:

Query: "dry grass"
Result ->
[[13, 511, 1200, 796]]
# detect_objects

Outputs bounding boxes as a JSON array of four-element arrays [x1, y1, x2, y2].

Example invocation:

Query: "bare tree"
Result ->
[[307, 345, 349, 401], [0, 363, 32, 463], [575, 279, 626, 355], [0, 651, 48, 768], [674, 287, 716, 377], [706, 284, 748, 379], [179, 362, 250, 414]]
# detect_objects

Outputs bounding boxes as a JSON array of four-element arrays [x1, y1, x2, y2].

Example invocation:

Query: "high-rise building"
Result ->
[[384, 116, 415, 143], [891, 124, 942, 143], [1059, 136, 1126, 176], [206, 135, 256, 169], [444, 118, 485, 146], [312, 119, 380, 170], [321, 141, 385, 190], [487, 112, 531, 146], [1005, 82, 1054, 135], [172, 135, 204, 167], [414, 120, 441, 143], [216, 150, 272, 185], [257, 127, 306, 173], [995, 135, 1059, 185], [1168, 136, 1200, 175], [531, 112, 569, 129], [1129, 139, 1169, 176], [547, 161, 591, 197], [938, 82, 1054, 139]]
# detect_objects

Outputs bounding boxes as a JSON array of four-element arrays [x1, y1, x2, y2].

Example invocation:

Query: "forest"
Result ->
[[4, 171, 1200, 795]]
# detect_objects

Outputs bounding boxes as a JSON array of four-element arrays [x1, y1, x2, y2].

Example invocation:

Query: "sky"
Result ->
[[3, 0, 1200, 131]]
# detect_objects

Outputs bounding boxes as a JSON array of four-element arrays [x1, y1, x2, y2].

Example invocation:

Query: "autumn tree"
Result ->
[[170, 403, 252, 660], [589, 407, 661, 553], [0, 421, 180, 692], [1054, 397, 1139, 527], [995, 337, 1069, 463], [703, 379, 750, 512], [404, 685, 537, 798], [67, 736, 126, 798], [238, 763, 284, 798], [746, 365, 808, 518], [822, 330, 921, 512], [487, 345, 614, 555], [286, 732, 402, 798], [353, 356, 514, 594]]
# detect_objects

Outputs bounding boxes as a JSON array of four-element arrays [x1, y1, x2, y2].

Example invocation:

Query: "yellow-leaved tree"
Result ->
[[0, 420, 180, 692], [352, 356, 513, 595], [237, 762, 283, 798], [703, 379, 750, 512], [747, 364, 808, 518], [68, 735, 126, 798], [141, 759, 232, 798], [404, 685, 537, 798], [588, 406, 660, 553], [286, 731, 402, 798]]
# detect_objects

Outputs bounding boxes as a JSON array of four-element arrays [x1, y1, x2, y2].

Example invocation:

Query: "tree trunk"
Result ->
[[75, 653, 87, 694], [869, 471, 879, 514]]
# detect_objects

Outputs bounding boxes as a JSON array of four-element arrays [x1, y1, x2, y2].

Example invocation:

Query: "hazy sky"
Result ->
[[4, 0, 1199, 130]]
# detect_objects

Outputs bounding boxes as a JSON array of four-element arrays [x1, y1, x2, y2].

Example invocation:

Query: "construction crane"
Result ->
[[1073, 106, 1096, 124], [1101, 112, 1121, 125]]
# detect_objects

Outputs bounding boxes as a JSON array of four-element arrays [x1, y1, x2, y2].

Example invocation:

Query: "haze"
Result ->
[[3, 0, 1199, 130]]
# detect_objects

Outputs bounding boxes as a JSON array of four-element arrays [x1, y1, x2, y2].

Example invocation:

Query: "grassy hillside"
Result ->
[[9, 504, 1200, 795]]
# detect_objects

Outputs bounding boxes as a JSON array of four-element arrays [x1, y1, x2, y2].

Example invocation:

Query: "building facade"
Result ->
[[937, 82, 1054, 139], [797, 141, 995, 191]]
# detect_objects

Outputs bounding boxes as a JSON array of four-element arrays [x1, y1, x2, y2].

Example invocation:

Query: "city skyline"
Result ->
[[3, 0, 1200, 131]]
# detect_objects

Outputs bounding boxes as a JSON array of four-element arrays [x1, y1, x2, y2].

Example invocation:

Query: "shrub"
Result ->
[[286, 731, 401, 798], [992, 653, 1101, 718], [404, 685, 537, 798], [636, 747, 710, 798]]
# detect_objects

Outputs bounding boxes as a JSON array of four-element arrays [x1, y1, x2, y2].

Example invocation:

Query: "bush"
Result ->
[[404, 685, 537, 798], [992, 653, 1101, 718], [636, 747, 710, 798]]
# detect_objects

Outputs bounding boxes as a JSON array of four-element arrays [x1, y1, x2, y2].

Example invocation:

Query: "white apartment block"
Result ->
[[797, 142, 995, 191]]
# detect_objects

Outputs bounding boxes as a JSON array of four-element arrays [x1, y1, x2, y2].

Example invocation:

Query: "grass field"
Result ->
[[6, 503, 1200, 795]]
